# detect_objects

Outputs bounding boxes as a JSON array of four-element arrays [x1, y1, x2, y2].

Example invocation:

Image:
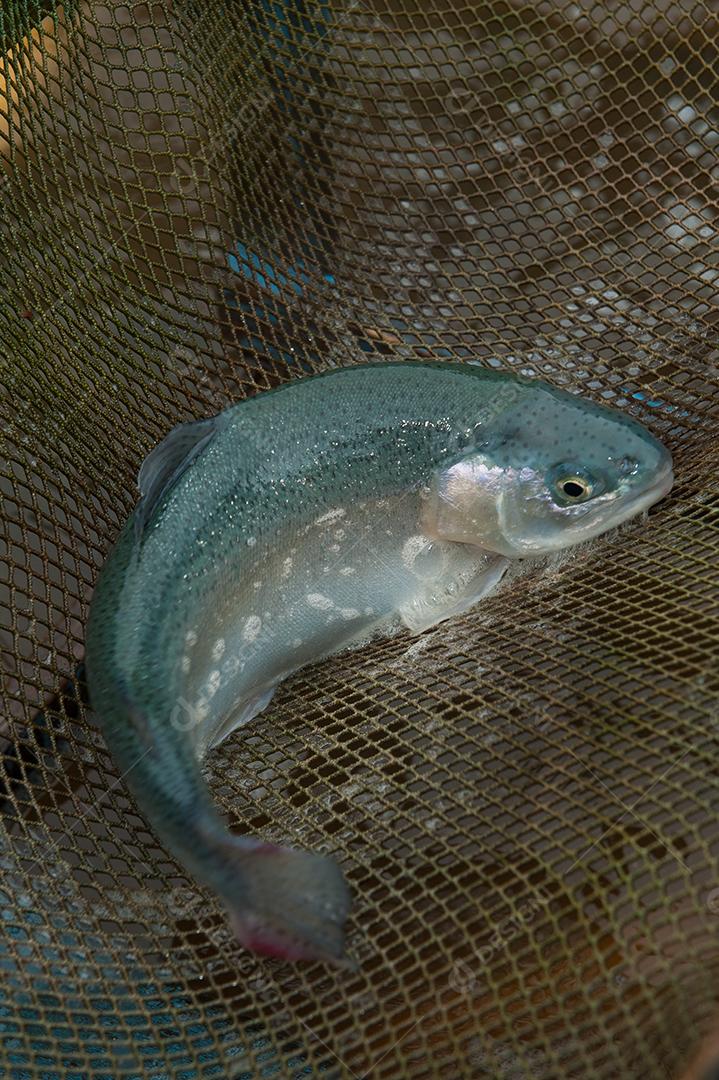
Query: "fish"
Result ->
[[84, 361, 674, 964]]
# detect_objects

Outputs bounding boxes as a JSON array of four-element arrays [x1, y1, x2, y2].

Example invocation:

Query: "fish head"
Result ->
[[423, 384, 674, 558]]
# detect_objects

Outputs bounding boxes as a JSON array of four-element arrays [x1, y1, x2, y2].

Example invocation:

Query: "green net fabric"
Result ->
[[1, 2, 717, 1077]]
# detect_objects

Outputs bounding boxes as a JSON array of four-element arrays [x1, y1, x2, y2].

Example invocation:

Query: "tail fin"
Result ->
[[224, 842, 352, 964]]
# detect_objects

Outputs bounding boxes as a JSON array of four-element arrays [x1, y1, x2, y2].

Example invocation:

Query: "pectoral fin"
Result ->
[[399, 550, 509, 634]]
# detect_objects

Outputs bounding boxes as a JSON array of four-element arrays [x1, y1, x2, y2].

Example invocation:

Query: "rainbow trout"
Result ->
[[85, 362, 673, 963]]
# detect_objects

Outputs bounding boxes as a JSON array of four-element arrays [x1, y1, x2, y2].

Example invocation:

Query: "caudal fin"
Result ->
[[225, 842, 351, 964]]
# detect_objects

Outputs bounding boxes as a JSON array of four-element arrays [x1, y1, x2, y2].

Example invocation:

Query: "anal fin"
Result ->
[[206, 685, 276, 750]]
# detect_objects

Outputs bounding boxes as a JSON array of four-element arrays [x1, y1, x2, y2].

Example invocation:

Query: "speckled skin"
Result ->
[[85, 361, 672, 963]]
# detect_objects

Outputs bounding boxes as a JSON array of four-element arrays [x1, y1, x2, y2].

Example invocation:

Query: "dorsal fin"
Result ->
[[134, 415, 220, 540]]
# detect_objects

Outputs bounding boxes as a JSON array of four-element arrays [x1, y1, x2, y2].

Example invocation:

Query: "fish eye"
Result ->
[[560, 477, 590, 499], [547, 464, 601, 505]]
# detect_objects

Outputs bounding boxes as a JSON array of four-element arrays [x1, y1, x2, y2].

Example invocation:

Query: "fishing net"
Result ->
[[1, 1, 717, 1077]]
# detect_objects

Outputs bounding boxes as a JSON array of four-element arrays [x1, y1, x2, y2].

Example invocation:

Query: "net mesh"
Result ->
[[1, 1, 718, 1077]]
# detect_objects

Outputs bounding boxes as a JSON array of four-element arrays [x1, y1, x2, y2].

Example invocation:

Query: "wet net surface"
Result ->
[[0, 1, 718, 1077]]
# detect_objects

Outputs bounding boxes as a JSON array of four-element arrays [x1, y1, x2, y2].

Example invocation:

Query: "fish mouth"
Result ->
[[484, 454, 674, 557], [610, 456, 674, 527], [515, 455, 674, 554], [632, 455, 674, 509]]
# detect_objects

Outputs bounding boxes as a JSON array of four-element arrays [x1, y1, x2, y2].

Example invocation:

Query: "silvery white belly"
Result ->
[[177, 495, 507, 756]]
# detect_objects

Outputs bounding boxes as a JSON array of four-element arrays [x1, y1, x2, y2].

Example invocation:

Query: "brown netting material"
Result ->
[[0, 1, 717, 1077]]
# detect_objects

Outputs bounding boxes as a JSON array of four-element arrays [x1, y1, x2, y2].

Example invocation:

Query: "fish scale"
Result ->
[[85, 361, 672, 964]]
